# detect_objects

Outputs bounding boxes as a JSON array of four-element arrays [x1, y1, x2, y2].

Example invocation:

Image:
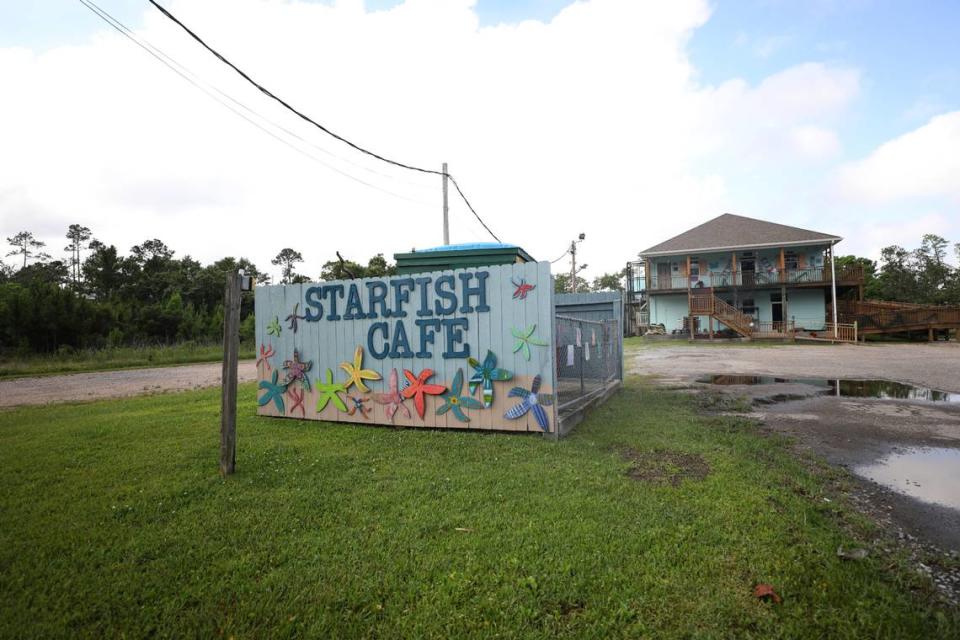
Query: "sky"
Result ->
[[1, 0, 958, 282]]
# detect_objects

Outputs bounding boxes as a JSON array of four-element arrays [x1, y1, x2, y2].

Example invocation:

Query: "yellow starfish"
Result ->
[[339, 345, 382, 393]]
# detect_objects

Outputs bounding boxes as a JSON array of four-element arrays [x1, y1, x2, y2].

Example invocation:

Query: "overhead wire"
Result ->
[[145, 0, 502, 242], [76, 0, 435, 206]]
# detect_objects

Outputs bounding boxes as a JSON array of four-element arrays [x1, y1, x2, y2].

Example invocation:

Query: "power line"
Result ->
[[550, 249, 571, 264], [76, 0, 434, 206], [146, 0, 502, 242]]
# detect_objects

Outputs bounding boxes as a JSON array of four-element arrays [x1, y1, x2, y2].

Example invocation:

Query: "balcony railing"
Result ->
[[649, 265, 863, 291]]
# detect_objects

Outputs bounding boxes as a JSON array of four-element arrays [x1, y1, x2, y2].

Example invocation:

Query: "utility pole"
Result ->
[[570, 240, 577, 293], [569, 233, 586, 293], [442, 162, 450, 245], [220, 269, 253, 476]]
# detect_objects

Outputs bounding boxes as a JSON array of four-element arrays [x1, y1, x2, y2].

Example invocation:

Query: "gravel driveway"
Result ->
[[0, 361, 258, 408], [630, 341, 960, 393]]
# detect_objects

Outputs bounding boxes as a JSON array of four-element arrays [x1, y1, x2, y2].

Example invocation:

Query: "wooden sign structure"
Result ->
[[254, 261, 558, 433]]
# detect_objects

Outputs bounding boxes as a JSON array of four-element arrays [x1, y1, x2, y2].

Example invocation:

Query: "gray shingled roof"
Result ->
[[639, 213, 841, 256]]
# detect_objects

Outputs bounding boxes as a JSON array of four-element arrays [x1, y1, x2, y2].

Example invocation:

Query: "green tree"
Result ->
[[82, 241, 123, 299], [591, 269, 627, 292], [6, 231, 50, 268], [272, 248, 303, 284], [554, 273, 588, 294], [63, 224, 92, 288]]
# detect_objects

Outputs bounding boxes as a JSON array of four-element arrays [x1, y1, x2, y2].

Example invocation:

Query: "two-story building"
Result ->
[[634, 213, 864, 339]]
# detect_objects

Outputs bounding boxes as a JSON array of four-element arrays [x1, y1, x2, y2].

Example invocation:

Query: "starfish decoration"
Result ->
[[256, 343, 275, 372], [287, 386, 306, 418], [266, 316, 282, 337], [511, 324, 548, 361], [511, 278, 536, 300], [346, 395, 372, 419], [282, 349, 313, 391], [467, 349, 513, 408], [315, 368, 348, 413], [257, 370, 287, 413], [339, 345, 382, 393], [372, 369, 411, 422], [437, 369, 483, 423], [401, 368, 446, 419], [285, 302, 307, 333], [504, 374, 554, 431]]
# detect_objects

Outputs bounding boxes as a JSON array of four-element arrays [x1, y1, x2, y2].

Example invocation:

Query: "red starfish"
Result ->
[[256, 343, 275, 371], [512, 278, 536, 300], [401, 368, 446, 419], [287, 386, 305, 418]]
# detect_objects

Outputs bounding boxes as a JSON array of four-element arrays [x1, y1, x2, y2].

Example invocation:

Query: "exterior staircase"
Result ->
[[688, 289, 754, 338]]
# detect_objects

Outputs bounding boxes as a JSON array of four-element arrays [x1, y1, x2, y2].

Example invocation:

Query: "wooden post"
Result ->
[[779, 248, 785, 283], [686, 255, 691, 290], [709, 317, 714, 341], [220, 271, 241, 476]]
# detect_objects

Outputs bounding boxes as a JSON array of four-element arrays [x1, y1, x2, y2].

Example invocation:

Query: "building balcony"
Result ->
[[647, 265, 864, 293]]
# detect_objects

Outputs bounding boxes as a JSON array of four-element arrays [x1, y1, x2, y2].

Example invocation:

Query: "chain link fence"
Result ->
[[554, 314, 622, 419]]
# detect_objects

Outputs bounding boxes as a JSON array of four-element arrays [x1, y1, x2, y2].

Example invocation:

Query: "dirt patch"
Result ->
[[0, 360, 258, 407], [623, 449, 710, 486]]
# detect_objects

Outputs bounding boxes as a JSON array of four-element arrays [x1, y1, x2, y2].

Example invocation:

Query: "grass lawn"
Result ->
[[1, 379, 956, 638], [0, 342, 255, 379]]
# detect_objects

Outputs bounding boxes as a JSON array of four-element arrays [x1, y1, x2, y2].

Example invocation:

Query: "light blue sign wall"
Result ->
[[254, 261, 557, 432]]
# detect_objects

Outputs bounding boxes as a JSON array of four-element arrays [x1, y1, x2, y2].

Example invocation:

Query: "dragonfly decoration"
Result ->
[[511, 278, 536, 300], [285, 302, 307, 333]]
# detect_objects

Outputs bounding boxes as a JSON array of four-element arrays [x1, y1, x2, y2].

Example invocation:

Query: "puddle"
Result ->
[[856, 448, 960, 510], [696, 375, 960, 402]]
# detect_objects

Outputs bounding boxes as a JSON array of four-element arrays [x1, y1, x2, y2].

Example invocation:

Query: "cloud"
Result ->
[[836, 111, 960, 203], [0, 0, 866, 279]]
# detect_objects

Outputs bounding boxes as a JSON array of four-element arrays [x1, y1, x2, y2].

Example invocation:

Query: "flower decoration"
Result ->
[[339, 345, 381, 393], [504, 374, 554, 431], [282, 349, 313, 391], [266, 316, 282, 337], [437, 369, 483, 423], [285, 302, 306, 333], [256, 343, 275, 372], [511, 278, 535, 300], [372, 369, 411, 422], [287, 386, 306, 418], [257, 370, 287, 413], [511, 324, 548, 361], [315, 368, 348, 412], [467, 349, 513, 408], [346, 395, 372, 419], [401, 368, 446, 419]]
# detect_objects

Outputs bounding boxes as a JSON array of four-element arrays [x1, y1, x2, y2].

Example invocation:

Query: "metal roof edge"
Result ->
[[638, 237, 842, 258]]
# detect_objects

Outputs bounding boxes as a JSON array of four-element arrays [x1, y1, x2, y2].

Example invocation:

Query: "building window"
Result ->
[[741, 298, 756, 315], [689, 258, 699, 278]]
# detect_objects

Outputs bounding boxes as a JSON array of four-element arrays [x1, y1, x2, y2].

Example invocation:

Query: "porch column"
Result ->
[[731, 252, 738, 308], [830, 242, 838, 338], [779, 248, 785, 283]]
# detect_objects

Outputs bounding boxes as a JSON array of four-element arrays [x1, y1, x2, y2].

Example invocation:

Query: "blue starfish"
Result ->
[[437, 369, 484, 423], [504, 374, 554, 431], [467, 349, 513, 408], [258, 370, 287, 413]]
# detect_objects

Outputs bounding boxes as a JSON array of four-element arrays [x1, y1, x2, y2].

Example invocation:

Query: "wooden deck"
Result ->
[[838, 300, 960, 338]]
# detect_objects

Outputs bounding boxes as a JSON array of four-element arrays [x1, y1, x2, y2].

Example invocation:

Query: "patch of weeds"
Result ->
[[622, 449, 710, 486], [696, 391, 752, 413]]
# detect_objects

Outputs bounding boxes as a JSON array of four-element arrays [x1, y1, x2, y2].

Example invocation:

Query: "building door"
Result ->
[[657, 262, 671, 289], [740, 254, 755, 287], [771, 292, 784, 327]]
